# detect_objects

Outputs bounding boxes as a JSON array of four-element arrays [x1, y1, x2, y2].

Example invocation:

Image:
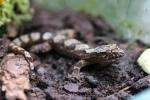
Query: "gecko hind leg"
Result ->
[[68, 60, 89, 81]]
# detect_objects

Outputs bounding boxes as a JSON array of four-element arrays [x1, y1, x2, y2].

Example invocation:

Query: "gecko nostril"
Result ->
[[9, 29, 125, 83]]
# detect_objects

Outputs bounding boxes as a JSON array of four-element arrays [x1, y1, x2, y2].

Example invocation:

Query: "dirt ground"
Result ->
[[0, 9, 149, 100]]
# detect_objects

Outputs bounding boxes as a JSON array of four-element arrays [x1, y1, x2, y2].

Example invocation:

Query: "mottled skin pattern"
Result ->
[[9, 29, 125, 80]]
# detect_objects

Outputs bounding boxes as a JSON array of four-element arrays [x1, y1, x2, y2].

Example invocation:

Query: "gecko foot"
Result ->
[[67, 67, 83, 82], [67, 74, 80, 81]]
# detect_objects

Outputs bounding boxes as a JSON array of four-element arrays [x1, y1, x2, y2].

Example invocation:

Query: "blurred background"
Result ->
[[32, 0, 150, 45], [1, 0, 150, 45]]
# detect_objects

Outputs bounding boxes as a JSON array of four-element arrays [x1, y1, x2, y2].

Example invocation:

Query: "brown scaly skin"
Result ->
[[8, 29, 125, 80]]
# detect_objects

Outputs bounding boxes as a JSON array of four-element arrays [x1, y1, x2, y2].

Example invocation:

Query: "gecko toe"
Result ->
[[67, 73, 81, 82]]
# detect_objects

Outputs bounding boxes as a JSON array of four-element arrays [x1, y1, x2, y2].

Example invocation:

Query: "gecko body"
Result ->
[[9, 29, 125, 80]]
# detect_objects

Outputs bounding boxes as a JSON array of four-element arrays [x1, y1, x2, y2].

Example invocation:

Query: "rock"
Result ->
[[63, 83, 79, 93], [131, 75, 150, 91], [37, 67, 46, 75], [86, 76, 99, 88], [70, 95, 84, 100], [79, 87, 91, 93]]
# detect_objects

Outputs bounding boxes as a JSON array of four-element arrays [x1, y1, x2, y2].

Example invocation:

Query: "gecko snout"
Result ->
[[117, 48, 125, 58]]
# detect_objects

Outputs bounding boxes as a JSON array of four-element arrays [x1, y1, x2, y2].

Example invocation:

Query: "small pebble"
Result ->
[[63, 83, 79, 93], [70, 95, 84, 100], [79, 87, 91, 93], [37, 67, 46, 75], [86, 76, 98, 88]]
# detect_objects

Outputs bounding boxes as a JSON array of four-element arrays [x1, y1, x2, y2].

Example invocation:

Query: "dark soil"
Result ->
[[0, 9, 149, 100]]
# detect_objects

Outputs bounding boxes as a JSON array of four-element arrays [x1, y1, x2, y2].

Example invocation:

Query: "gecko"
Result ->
[[8, 29, 125, 80]]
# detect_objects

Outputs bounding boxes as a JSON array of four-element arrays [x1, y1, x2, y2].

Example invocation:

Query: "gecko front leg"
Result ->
[[68, 60, 90, 81]]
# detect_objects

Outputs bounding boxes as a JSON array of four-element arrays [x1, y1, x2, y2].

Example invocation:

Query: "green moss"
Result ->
[[0, 0, 31, 27]]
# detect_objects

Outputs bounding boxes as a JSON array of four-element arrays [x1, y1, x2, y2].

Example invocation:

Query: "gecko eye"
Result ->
[[111, 47, 125, 58]]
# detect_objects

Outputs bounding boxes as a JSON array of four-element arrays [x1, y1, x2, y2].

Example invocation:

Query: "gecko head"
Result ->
[[85, 44, 125, 61]]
